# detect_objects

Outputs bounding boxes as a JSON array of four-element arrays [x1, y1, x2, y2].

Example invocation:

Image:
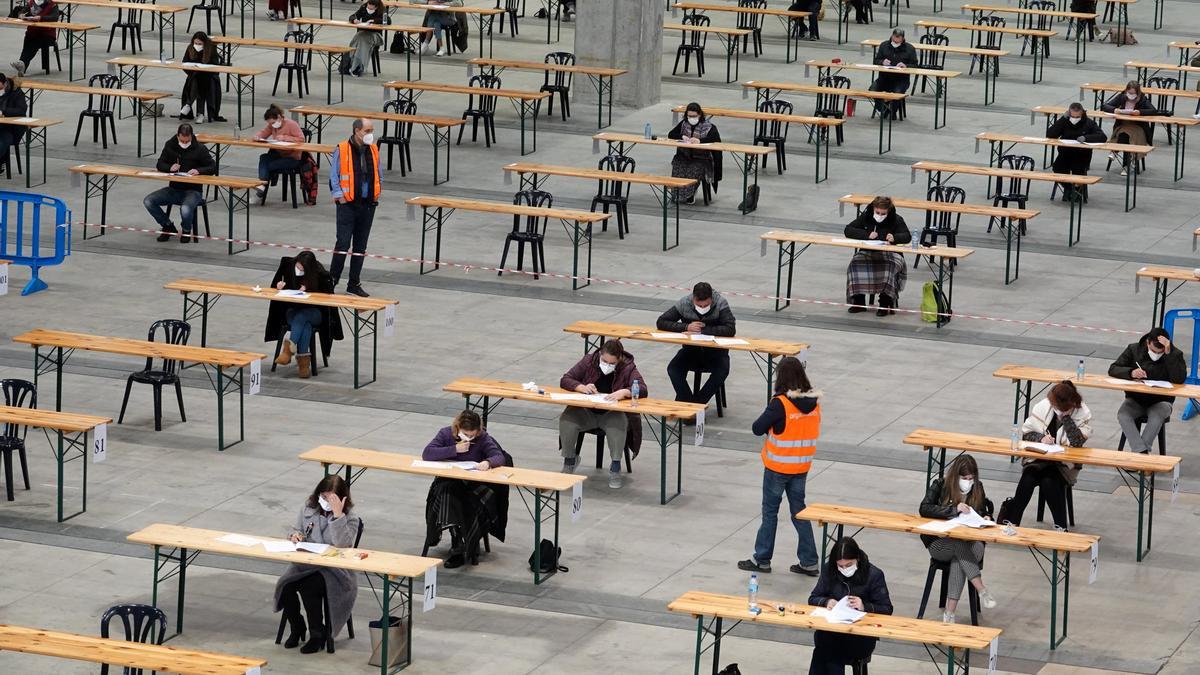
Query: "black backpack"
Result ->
[[737, 184, 760, 213], [718, 665, 742, 675], [528, 538, 568, 574]]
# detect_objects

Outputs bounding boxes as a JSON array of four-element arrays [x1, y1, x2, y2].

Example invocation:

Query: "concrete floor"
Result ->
[[2, 1, 1200, 673]]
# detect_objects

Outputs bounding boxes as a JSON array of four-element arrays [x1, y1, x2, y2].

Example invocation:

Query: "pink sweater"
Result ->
[[253, 118, 305, 159]]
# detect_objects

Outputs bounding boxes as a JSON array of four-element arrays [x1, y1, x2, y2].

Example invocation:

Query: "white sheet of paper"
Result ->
[[916, 519, 961, 534], [411, 460, 477, 470], [688, 334, 716, 342], [714, 338, 749, 346], [1022, 136, 1045, 141], [953, 507, 995, 529], [217, 533, 263, 547], [267, 140, 295, 147], [423, 566, 437, 612], [571, 481, 583, 523], [1140, 379, 1174, 388], [249, 358, 261, 396], [549, 393, 589, 401], [1020, 441, 1065, 454], [817, 597, 866, 624], [263, 540, 298, 553], [137, 171, 171, 177], [92, 423, 107, 463], [651, 332, 682, 339], [276, 289, 309, 298], [384, 304, 396, 337], [1058, 138, 1080, 145], [835, 238, 886, 246], [10, 117, 37, 123], [296, 542, 330, 554]]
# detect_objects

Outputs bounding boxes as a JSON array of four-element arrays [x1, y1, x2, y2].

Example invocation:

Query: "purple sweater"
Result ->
[[422, 426, 505, 467]]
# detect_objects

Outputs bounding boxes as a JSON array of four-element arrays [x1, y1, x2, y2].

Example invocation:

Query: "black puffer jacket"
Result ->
[[808, 552, 893, 615]]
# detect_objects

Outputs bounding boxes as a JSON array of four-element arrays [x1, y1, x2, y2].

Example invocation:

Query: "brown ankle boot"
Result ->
[[275, 340, 294, 366], [297, 354, 312, 379]]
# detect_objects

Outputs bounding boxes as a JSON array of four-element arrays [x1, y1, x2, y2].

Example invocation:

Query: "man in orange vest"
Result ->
[[328, 118, 382, 297], [738, 356, 821, 576]]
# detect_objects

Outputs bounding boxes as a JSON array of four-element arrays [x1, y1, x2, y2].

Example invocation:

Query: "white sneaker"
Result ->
[[608, 470, 622, 489], [421, 40, 434, 55], [179, 103, 192, 117], [1120, 168, 1128, 176], [980, 589, 997, 610], [1109, 151, 1120, 163], [436, 48, 445, 57], [943, 612, 956, 624], [10, 61, 25, 77], [254, 186, 266, 201], [195, 113, 205, 124]]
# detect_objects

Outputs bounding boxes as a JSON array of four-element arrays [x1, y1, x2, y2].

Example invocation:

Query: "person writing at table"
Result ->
[[422, 410, 511, 568], [179, 32, 224, 123], [558, 338, 646, 489], [9, 0, 59, 77], [266, 251, 340, 379], [343, 0, 385, 77], [1108, 327, 1187, 454], [807, 537, 892, 675], [919, 454, 998, 624], [656, 281, 736, 410], [869, 28, 916, 119], [844, 195, 909, 317], [0, 73, 28, 173], [998, 380, 1091, 531], [668, 102, 722, 205], [252, 104, 306, 202], [1101, 80, 1156, 177], [418, 0, 462, 57], [1046, 102, 1106, 202], [273, 475, 360, 654], [144, 123, 215, 244]]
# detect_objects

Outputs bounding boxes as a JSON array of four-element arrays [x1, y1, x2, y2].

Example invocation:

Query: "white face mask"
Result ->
[[838, 564, 857, 578], [317, 495, 331, 512], [193, 42, 204, 51], [294, 265, 304, 277], [958, 478, 975, 494], [873, 213, 887, 223], [457, 432, 473, 442], [361, 132, 375, 145], [1148, 349, 1164, 362], [1125, 92, 1137, 100], [891, 39, 903, 47], [272, 120, 283, 129], [598, 360, 617, 375], [694, 303, 711, 316], [687, 115, 700, 125], [178, 141, 191, 149], [1068, 116, 1082, 125]]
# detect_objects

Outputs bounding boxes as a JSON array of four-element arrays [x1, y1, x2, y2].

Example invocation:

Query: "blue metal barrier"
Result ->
[[0, 191, 72, 296], [1163, 308, 1200, 421]]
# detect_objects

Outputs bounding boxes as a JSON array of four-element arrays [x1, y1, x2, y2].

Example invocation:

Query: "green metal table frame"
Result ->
[[813, 62, 950, 131], [218, 41, 347, 106], [300, 110, 452, 184], [392, 85, 542, 156], [63, 3, 177, 60], [979, 134, 1139, 215], [834, 0, 852, 45], [601, 134, 762, 216], [468, 62, 619, 131], [302, 22, 424, 82], [28, 425, 92, 522], [32, 344, 247, 450], [461, 392, 688, 505], [1101, 0, 1131, 46], [115, 62, 257, 130], [1140, 273, 1191, 329], [1080, 92, 1186, 183], [149, 544, 415, 674]]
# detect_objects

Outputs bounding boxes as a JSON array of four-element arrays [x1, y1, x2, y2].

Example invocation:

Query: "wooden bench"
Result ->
[[904, 428, 1180, 561], [0, 623, 266, 675], [0, 116, 60, 189], [1123, 59, 1200, 88], [796, 502, 1098, 650], [286, 18, 430, 81], [59, 0, 186, 59], [668, 590, 1001, 675], [443, 376, 705, 504], [862, 37, 1008, 105], [290, 103, 463, 184], [67, 163, 264, 255], [382, 2, 504, 56], [669, 104, 843, 183], [840, 192, 1031, 286], [21, 78, 168, 158], [467, 57, 627, 129], [961, 4, 1094, 64], [1081, 81, 1200, 111], [671, 2, 810, 63], [563, 320, 807, 402], [663, 22, 752, 83], [592, 131, 772, 214], [916, 19, 1056, 83], [299, 444, 585, 584], [383, 79, 549, 156], [0, 405, 110, 521], [1168, 40, 1200, 70], [194, 133, 334, 183], [212, 36, 353, 105], [106, 56, 267, 129], [12, 328, 265, 450], [805, 59, 961, 128], [743, 79, 908, 155], [501, 162, 697, 251], [127, 523, 439, 675], [1134, 265, 1200, 328], [404, 195, 609, 290], [0, 17, 97, 81], [1029, 104, 1195, 182], [760, 229, 973, 328], [162, 279, 397, 389], [974, 132, 1152, 212]]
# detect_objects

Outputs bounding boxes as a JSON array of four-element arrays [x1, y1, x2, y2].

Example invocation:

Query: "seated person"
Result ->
[[253, 104, 306, 201], [668, 102, 721, 205], [558, 338, 645, 489], [807, 537, 892, 675], [1108, 327, 1187, 453], [1046, 102, 1106, 200], [179, 32, 224, 123], [869, 29, 916, 118], [919, 454, 997, 624], [266, 251, 341, 379], [9, 0, 59, 77], [144, 124, 215, 244], [419, 0, 462, 56], [843, 196, 910, 317], [1070, 0, 1097, 41], [656, 281, 736, 408], [0, 73, 28, 171], [422, 410, 510, 568], [998, 380, 1090, 530], [273, 475, 360, 654], [1101, 80, 1156, 177], [789, 0, 819, 41], [344, 0, 385, 77], [850, 0, 870, 24]]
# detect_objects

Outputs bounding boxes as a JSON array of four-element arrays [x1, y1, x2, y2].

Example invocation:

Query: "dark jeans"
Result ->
[[18, 34, 55, 69], [1006, 462, 1069, 529], [286, 306, 322, 355], [752, 468, 818, 566], [851, 0, 870, 22], [870, 75, 909, 116], [143, 187, 204, 234], [279, 571, 326, 631], [666, 346, 730, 404], [790, 12, 818, 38], [258, 152, 302, 181], [0, 128, 20, 166], [1052, 150, 1092, 196], [329, 200, 376, 288], [808, 631, 876, 675]]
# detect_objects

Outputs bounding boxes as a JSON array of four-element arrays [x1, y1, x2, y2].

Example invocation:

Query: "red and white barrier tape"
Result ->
[[76, 221, 1142, 336]]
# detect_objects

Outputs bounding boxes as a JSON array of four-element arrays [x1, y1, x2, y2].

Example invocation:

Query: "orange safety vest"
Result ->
[[761, 395, 819, 474], [336, 141, 381, 203]]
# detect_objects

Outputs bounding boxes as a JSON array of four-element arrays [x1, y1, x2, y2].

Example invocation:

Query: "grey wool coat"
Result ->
[[273, 505, 361, 637]]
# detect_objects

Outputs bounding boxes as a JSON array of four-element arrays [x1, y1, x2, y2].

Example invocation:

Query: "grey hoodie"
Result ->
[[655, 292, 736, 336]]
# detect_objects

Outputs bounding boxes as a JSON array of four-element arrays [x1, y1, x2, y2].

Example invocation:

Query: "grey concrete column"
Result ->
[[573, 0, 664, 109]]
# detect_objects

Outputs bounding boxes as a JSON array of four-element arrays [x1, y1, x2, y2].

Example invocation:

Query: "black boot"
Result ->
[[300, 629, 326, 654], [283, 614, 306, 649], [877, 294, 895, 317], [847, 294, 868, 313], [156, 224, 177, 242]]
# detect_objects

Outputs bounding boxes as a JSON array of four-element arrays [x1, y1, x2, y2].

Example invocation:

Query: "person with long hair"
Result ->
[[266, 250, 340, 378], [807, 537, 892, 674], [738, 356, 820, 576], [1101, 80, 1157, 177], [919, 454, 997, 623], [252, 104, 306, 201], [273, 475, 360, 654], [667, 101, 722, 205], [843, 195, 910, 316], [179, 32, 224, 123], [0, 73, 28, 172]]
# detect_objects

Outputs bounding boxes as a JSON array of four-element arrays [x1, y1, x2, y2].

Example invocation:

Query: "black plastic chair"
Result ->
[[369, 14, 392, 76], [100, 604, 168, 675], [422, 505, 492, 558], [540, 52, 574, 121], [916, 557, 981, 626], [74, 74, 120, 150], [811, 75, 849, 146], [379, 98, 416, 174], [736, 0, 767, 57], [457, 74, 500, 147], [1036, 481, 1076, 527], [107, 0, 146, 54], [271, 324, 324, 376], [259, 155, 304, 210], [276, 518, 363, 652], [915, 185, 965, 269], [574, 428, 633, 473], [187, 0, 227, 36], [753, 98, 792, 175], [0, 379, 36, 502], [989, 154, 1033, 235], [1146, 75, 1178, 146], [273, 31, 312, 99], [970, 16, 1005, 76], [1, 141, 24, 180], [498, 0, 521, 36], [672, 14, 709, 78], [1022, 1, 1054, 57], [912, 33, 949, 94], [117, 320, 189, 432], [1117, 415, 1168, 455], [590, 154, 634, 239], [690, 369, 727, 417], [498, 189, 550, 279]]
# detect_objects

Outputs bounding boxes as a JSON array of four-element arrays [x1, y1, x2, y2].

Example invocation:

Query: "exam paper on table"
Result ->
[[296, 542, 330, 554], [651, 332, 683, 340], [1104, 377, 1173, 388], [276, 289, 309, 298], [832, 238, 886, 245], [688, 334, 716, 342], [916, 519, 961, 534], [812, 597, 865, 624], [217, 533, 264, 547], [1020, 441, 1065, 454], [714, 338, 749, 346], [411, 460, 478, 471], [549, 393, 617, 404], [263, 540, 298, 553], [954, 507, 996, 528]]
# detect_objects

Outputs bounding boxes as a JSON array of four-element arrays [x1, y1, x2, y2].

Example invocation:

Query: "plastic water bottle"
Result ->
[[643, 123, 652, 139], [631, 379, 640, 408], [748, 573, 760, 614], [1010, 424, 1020, 451], [910, 228, 920, 250], [1076, 358, 1085, 382]]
